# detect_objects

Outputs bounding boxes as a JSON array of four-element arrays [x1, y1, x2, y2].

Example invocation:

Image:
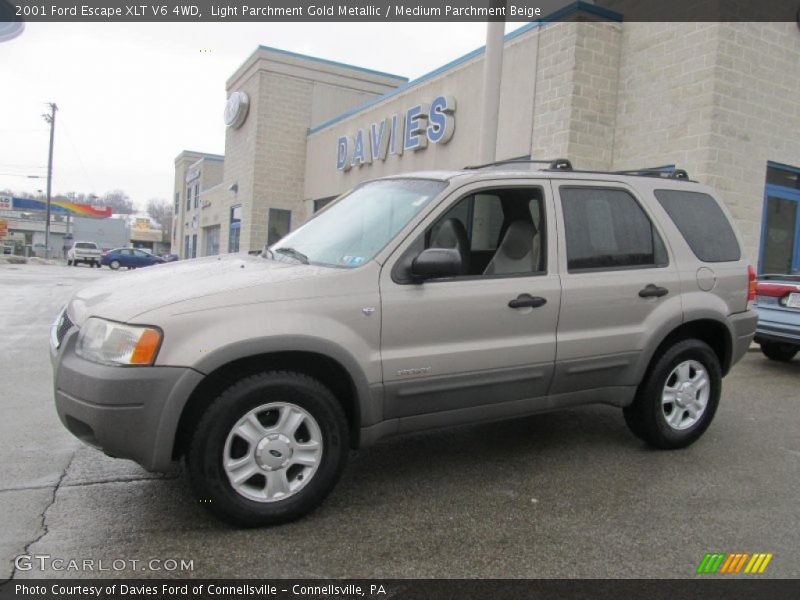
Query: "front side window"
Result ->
[[561, 187, 667, 272], [270, 178, 446, 268], [395, 186, 546, 281]]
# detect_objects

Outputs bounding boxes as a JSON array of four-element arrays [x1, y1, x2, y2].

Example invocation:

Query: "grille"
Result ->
[[56, 311, 73, 347]]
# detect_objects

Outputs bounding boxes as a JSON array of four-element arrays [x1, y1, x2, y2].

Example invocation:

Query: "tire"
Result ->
[[67, 259, 72, 266], [624, 339, 721, 449], [760, 342, 798, 362], [187, 371, 349, 527], [72, 260, 78, 267], [109, 260, 120, 270]]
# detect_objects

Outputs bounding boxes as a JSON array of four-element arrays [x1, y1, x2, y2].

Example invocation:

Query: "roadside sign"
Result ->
[[0, 219, 7, 238]]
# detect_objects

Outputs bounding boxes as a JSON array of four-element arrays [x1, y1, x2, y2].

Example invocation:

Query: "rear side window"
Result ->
[[654, 190, 741, 262], [560, 187, 668, 272]]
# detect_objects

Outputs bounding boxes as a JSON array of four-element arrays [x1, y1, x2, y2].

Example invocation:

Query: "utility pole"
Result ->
[[42, 102, 57, 258]]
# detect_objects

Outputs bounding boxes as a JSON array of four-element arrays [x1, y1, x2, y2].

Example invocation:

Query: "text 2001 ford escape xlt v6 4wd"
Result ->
[[50, 160, 757, 526]]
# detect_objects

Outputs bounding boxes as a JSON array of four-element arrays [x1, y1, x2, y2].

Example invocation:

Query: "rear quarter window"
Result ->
[[654, 190, 741, 262]]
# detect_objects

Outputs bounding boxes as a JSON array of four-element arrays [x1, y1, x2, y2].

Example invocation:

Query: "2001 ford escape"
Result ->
[[50, 160, 757, 526]]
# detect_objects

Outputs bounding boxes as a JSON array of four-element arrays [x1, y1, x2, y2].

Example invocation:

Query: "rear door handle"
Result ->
[[508, 294, 547, 309], [638, 284, 669, 298]]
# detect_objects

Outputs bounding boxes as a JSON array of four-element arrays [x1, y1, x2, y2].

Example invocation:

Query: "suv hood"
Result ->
[[67, 253, 337, 325]]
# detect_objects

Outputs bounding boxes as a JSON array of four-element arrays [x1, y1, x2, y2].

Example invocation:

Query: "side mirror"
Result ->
[[410, 248, 462, 281]]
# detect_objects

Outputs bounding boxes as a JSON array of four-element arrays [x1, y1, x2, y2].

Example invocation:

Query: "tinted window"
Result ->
[[561, 187, 668, 271], [654, 190, 741, 262], [75, 242, 96, 249]]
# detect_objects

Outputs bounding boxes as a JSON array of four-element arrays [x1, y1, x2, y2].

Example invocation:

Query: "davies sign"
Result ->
[[336, 95, 456, 171]]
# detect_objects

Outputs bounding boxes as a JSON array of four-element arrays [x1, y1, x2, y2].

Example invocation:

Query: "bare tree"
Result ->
[[147, 198, 174, 240], [99, 190, 135, 214]]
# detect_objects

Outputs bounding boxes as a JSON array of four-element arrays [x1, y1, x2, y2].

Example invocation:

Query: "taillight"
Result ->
[[747, 265, 757, 310]]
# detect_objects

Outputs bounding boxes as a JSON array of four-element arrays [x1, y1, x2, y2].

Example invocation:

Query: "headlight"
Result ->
[[76, 318, 162, 366]]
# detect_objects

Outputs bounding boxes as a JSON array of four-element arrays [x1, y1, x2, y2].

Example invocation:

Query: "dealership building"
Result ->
[[173, 5, 800, 273]]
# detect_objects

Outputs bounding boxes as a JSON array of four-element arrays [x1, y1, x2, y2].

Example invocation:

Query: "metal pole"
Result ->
[[478, 15, 506, 164], [43, 102, 57, 258]]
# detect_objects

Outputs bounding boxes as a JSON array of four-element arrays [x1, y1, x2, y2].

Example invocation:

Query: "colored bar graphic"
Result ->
[[10, 197, 112, 218], [698, 552, 773, 575]]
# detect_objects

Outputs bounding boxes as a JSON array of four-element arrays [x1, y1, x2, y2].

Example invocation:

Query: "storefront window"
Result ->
[[204, 226, 220, 256], [268, 208, 291, 245], [313, 197, 336, 213], [229, 204, 241, 253], [761, 163, 800, 274]]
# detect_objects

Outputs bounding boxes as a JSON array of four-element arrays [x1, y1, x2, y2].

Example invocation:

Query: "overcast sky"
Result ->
[[0, 22, 529, 210]]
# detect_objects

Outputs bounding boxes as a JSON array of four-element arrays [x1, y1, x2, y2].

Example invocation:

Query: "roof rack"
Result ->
[[462, 158, 693, 181], [464, 157, 573, 171], [612, 167, 690, 180]]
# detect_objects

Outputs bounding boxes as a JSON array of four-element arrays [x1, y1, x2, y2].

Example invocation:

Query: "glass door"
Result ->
[[760, 163, 800, 275]]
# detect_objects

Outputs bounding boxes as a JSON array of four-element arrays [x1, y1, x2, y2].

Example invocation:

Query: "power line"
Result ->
[[59, 114, 97, 192]]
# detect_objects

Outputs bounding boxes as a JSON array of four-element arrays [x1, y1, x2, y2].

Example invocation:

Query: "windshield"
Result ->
[[270, 178, 446, 268]]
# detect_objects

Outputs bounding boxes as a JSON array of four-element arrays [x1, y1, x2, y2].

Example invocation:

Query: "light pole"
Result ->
[[42, 102, 57, 258]]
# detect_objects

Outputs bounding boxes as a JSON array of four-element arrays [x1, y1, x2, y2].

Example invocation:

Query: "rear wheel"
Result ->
[[760, 342, 798, 362], [187, 371, 349, 527], [624, 339, 721, 449]]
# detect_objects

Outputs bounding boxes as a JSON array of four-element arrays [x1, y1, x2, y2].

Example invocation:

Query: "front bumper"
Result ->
[[52, 329, 204, 472]]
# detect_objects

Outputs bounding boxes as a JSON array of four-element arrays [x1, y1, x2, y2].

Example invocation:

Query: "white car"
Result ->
[[66, 241, 102, 268]]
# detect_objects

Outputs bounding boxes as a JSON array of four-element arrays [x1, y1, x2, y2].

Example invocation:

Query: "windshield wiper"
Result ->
[[274, 247, 309, 264]]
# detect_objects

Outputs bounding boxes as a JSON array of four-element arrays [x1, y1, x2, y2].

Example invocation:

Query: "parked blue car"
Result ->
[[100, 248, 166, 270], [754, 274, 800, 362]]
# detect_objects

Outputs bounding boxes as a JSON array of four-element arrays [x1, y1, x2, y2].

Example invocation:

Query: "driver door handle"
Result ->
[[638, 284, 669, 298], [508, 294, 547, 309]]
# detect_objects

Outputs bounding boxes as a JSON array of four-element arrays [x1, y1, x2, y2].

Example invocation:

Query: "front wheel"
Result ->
[[109, 260, 120, 270], [187, 371, 349, 527], [760, 342, 798, 362], [624, 339, 721, 449]]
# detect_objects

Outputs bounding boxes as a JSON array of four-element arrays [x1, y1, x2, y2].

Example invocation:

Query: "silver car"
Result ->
[[50, 161, 757, 526]]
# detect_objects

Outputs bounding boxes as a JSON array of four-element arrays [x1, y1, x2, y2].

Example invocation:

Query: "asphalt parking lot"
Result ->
[[1, 262, 799, 580]]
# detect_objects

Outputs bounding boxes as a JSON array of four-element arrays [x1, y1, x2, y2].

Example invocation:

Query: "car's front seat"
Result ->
[[483, 220, 539, 275], [430, 218, 471, 275]]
